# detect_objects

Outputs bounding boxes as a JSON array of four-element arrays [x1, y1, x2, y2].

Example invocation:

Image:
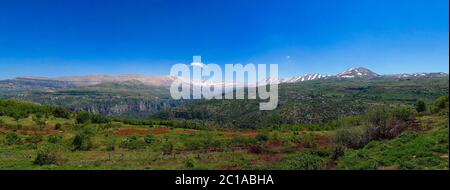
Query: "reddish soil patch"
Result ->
[[252, 153, 286, 165], [0, 126, 62, 136], [266, 140, 283, 148], [293, 142, 306, 150], [115, 128, 149, 136], [176, 129, 195, 134], [151, 127, 171, 135], [242, 131, 258, 137], [223, 165, 241, 170], [223, 132, 237, 138], [315, 135, 330, 148], [323, 161, 337, 170]]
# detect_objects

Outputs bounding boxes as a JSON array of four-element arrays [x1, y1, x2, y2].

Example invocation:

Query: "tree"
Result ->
[[415, 100, 426, 113], [75, 112, 91, 124], [72, 131, 93, 151]]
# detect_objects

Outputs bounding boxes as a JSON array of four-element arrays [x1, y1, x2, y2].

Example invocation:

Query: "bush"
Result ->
[[162, 142, 174, 155], [366, 107, 389, 128], [25, 135, 44, 144], [248, 143, 267, 154], [332, 127, 367, 149], [52, 107, 71, 119], [72, 132, 93, 151], [144, 134, 155, 144], [47, 134, 63, 143], [184, 157, 196, 168], [415, 100, 426, 113], [120, 135, 145, 150], [54, 123, 62, 130], [434, 95, 449, 110], [391, 107, 415, 121], [106, 140, 116, 151], [283, 150, 324, 170], [33, 144, 64, 165], [255, 133, 269, 142], [91, 114, 111, 124], [75, 112, 91, 124], [4, 132, 22, 145], [431, 95, 449, 114]]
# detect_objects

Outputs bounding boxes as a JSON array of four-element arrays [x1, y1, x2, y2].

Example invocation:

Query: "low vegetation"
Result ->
[[0, 91, 448, 170]]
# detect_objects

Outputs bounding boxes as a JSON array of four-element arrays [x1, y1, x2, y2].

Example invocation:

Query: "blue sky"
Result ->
[[0, 0, 448, 79]]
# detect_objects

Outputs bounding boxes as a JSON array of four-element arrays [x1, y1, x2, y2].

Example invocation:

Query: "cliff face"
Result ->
[[65, 99, 187, 118]]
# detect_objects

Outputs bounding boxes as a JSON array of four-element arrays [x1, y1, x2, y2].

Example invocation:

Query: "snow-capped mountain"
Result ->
[[279, 67, 448, 84], [336, 67, 379, 78], [281, 73, 329, 83], [384, 72, 448, 79]]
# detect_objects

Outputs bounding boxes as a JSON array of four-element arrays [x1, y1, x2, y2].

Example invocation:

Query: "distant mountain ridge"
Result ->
[[0, 67, 448, 120], [0, 67, 448, 91], [280, 67, 448, 83]]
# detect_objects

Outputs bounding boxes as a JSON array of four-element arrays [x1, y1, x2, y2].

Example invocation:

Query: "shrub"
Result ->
[[75, 112, 91, 124], [52, 107, 71, 119], [184, 157, 196, 168], [366, 107, 389, 128], [435, 95, 449, 109], [25, 135, 44, 144], [33, 144, 64, 165], [120, 135, 145, 150], [415, 100, 426, 113], [91, 114, 110, 124], [71, 132, 93, 151], [162, 142, 174, 155], [47, 134, 63, 144], [391, 107, 415, 121], [106, 140, 116, 151], [284, 150, 324, 170], [144, 134, 155, 144], [364, 106, 409, 140], [332, 127, 367, 149], [248, 143, 267, 154], [431, 95, 449, 114], [255, 133, 269, 142], [4, 132, 22, 145], [54, 123, 62, 130]]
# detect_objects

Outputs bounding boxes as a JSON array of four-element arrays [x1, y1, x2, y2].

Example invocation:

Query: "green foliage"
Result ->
[[47, 134, 63, 144], [184, 156, 196, 168], [71, 130, 93, 151], [281, 150, 324, 170], [161, 142, 174, 155], [337, 123, 449, 170], [54, 123, 63, 130], [4, 132, 22, 145], [34, 144, 65, 165], [144, 134, 155, 144], [75, 112, 91, 124], [120, 135, 145, 150], [332, 127, 368, 149], [52, 107, 71, 119], [25, 135, 44, 144], [91, 114, 110, 124], [255, 133, 269, 142], [431, 95, 449, 114], [415, 100, 426, 113], [366, 106, 389, 128], [390, 107, 416, 121], [106, 140, 116, 151]]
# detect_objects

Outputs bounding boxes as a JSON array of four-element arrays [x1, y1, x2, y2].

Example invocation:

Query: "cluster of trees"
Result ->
[[331, 95, 449, 160], [0, 99, 70, 120]]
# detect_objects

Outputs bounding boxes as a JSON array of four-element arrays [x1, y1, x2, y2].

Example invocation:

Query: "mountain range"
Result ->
[[0, 67, 448, 122], [1, 67, 448, 91]]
